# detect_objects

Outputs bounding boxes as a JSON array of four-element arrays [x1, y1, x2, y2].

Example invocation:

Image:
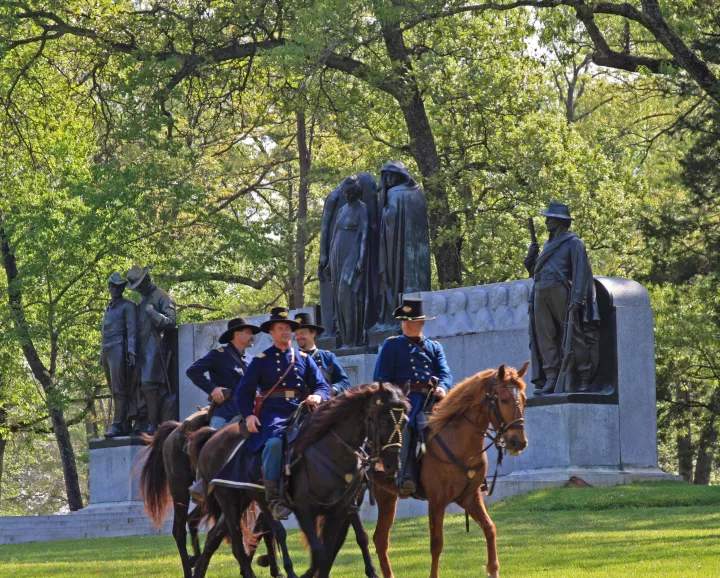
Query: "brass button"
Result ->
[[283, 382, 286, 386], [277, 360, 281, 364], [414, 373, 419, 377], [277, 368, 281, 372]]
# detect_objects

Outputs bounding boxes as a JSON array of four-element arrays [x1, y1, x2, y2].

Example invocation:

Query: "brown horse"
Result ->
[[139, 420, 214, 578], [371, 363, 530, 578]]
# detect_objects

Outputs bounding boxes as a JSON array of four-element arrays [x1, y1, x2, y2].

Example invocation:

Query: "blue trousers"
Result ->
[[262, 437, 283, 481]]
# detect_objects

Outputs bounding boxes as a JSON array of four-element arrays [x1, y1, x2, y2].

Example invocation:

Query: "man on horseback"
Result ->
[[186, 318, 260, 429], [293, 312, 351, 395], [374, 297, 453, 495], [235, 307, 331, 520]]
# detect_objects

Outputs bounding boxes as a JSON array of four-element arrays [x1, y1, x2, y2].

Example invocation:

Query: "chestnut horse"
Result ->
[[371, 363, 529, 578]]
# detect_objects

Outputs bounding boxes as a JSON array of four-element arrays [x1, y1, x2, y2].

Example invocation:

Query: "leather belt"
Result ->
[[266, 390, 304, 400], [406, 383, 432, 395]]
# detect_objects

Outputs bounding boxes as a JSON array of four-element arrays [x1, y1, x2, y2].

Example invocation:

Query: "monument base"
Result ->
[[89, 437, 147, 505]]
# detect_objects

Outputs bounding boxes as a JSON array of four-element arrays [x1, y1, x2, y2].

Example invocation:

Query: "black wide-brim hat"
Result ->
[[541, 202, 572, 221], [126, 265, 150, 290], [219, 317, 262, 344], [393, 298, 435, 321], [292, 311, 325, 334], [260, 307, 301, 333]]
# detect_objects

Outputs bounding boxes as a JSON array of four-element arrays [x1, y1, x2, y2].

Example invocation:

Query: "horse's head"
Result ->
[[487, 362, 529, 456], [369, 381, 410, 477]]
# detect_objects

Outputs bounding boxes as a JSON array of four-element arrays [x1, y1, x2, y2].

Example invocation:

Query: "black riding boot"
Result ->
[[105, 397, 131, 438], [264, 480, 292, 521], [397, 428, 417, 496]]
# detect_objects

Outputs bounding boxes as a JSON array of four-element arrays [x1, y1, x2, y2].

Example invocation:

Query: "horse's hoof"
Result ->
[[256, 554, 270, 567]]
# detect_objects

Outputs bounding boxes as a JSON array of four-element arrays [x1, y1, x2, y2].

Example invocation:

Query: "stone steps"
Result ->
[[0, 504, 172, 545]]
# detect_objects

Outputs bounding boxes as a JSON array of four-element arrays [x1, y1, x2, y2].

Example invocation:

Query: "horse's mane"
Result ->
[[294, 384, 378, 454], [428, 366, 526, 432]]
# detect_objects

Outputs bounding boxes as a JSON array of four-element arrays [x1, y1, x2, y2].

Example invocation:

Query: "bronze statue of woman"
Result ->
[[326, 175, 369, 347]]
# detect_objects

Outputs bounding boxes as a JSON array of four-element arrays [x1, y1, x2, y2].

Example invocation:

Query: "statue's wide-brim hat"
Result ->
[[292, 311, 325, 334], [260, 307, 301, 333], [219, 317, 262, 344], [541, 202, 572, 220], [393, 298, 435, 321], [126, 265, 150, 290], [107, 272, 127, 286]]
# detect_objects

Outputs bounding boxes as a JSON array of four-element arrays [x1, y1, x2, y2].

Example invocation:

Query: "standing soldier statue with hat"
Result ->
[[293, 311, 351, 395], [126, 265, 177, 435], [373, 297, 453, 495], [235, 307, 331, 520], [186, 317, 260, 429], [101, 272, 138, 438], [524, 202, 600, 396]]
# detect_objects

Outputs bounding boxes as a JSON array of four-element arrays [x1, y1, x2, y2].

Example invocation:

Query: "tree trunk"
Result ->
[[675, 383, 693, 482], [0, 212, 84, 511], [379, 19, 463, 287], [0, 406, 6, 498], [693, 420, 718, 485], [294, 110, 310, 309]]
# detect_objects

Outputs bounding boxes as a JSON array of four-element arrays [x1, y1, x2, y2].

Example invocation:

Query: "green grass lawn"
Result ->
[[1, 482, 719, 577]]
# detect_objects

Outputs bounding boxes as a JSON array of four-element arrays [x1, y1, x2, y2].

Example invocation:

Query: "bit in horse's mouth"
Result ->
[[508, 449, 522, 457]]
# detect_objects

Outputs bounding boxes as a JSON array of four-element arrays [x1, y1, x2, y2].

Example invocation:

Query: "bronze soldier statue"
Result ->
[[127, 265, 177, 435], [101, 272, 137, 438], [524, 202, 600, 395]]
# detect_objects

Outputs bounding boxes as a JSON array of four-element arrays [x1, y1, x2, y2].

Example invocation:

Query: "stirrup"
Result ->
[[269, 500, 292, 521]]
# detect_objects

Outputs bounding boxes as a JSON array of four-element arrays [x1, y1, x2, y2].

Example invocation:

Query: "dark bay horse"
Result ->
[[371, 363, 530, 578], [194, 382, 410, 578], [140, 419, 287, 578], [139, 420, 211, 578]]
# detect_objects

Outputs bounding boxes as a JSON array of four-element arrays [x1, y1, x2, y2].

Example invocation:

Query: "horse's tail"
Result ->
[[139, 421, 179, 529], [241, 501, 262, 556]]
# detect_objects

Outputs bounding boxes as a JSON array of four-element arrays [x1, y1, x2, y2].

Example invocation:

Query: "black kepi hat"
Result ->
[[108, 272, 127, 286], [293, 311, 325, 334], [219, 317, 262, 344], [260, 307, 301, 333], [126, 265, 150, 290], [541, 202, 572, 220], [393, 298, 435, 321]]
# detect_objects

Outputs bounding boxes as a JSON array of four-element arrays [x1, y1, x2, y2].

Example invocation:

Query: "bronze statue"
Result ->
[[101, 272, 137, 438], [375, 161, 431, 329], [524, 202, 600, 395], [326, 175, 369, 347], [127, 265, 177, 434], [319, 172, 379, 339]]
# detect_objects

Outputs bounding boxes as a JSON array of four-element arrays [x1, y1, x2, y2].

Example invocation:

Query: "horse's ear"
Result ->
[[517, 360, 530, 378], [497, 364, 506, 381]]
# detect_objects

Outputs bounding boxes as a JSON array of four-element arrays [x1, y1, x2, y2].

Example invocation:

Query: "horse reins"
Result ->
[[430, 375, 525, 499]]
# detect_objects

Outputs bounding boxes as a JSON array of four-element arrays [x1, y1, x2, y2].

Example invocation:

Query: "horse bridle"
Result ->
[[431, 374, 525, 498]]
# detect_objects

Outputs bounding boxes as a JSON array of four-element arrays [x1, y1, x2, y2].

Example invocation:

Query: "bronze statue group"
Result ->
[[103, 163, 600, 577]]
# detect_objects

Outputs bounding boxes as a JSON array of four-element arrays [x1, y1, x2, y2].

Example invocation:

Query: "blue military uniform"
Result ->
[[186, 342, 252, 422], [373, 297, 454, 495], [374, 335, 453, 427], [235, 345, 331, 454], [305, 347, 351, 394]]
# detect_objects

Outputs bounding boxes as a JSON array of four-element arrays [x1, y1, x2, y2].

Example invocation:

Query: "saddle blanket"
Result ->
[[209, 439, 264, 491]]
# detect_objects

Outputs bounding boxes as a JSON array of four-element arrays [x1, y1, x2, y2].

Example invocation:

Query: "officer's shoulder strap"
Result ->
[[256, 352, 266, 358], [387, 335, 397, 339], [299, 350, 308, 357], [215, 347, 225, 352]]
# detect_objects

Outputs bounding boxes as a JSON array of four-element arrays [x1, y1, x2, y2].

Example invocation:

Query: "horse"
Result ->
[[189, 421, 299, 578], [193, 382, 410, 578], [370, 363, 530, 578], [139, 420, 210, 578], [139, 419, 289, 578]]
